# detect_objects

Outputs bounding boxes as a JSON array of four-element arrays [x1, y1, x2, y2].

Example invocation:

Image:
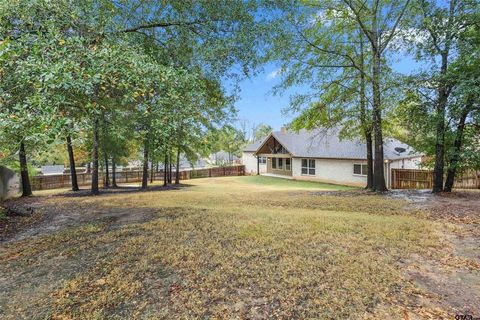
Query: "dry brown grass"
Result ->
[[0, 177, 454, 319]]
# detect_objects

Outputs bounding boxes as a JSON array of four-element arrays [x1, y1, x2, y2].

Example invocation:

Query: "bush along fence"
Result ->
[[391, 169, 480, 189], [31, 165, 245, 191]]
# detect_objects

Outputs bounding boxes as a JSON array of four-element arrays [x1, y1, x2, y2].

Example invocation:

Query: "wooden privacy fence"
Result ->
[[31, 165, 245, 191], [391, 169, 480, 189]]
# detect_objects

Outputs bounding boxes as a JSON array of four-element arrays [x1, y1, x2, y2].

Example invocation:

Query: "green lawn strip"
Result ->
[[238, 175, 356, 190]]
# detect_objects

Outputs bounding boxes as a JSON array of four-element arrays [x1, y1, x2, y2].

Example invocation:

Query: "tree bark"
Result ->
[[66, 135, 79, 191], [19, 141, 32, 197], [103, 153, 110, 188], [358, 30, 373, 190], [168, 152, 172, 184], [101, 116, 110, 188], [141, 137, 149, 189], [175, 147, 180, 184], [444, 107, 469, 192], [91, 116, 100, 195], [432, 53, 450, 193], [365, 130, 374, 189], [371, 48, 387, 191], [111, 158, 118, 188], [150, 161, 154, 184], [163, 154, 168, 186]]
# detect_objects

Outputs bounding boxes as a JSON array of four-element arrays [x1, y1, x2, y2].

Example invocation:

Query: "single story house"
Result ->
[[242, 127, 423, 187]]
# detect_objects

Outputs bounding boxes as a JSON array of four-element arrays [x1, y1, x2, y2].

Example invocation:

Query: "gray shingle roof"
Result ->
[[243, 136, 268, 152], [245, 128, 421, 160]]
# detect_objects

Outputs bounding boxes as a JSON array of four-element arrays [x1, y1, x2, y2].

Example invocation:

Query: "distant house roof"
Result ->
[[244, 128, 422, 160], [209, 151, 240, 161], [243, 136, 268, 152]]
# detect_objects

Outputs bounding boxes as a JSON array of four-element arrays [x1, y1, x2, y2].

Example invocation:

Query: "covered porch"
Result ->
[[255, 134, 292, 177]]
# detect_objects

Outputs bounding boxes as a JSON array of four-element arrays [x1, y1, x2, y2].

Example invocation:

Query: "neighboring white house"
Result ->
[[41, 165, 65, 176], [242, 127, 423, 187], [209, 151, 240, 166]]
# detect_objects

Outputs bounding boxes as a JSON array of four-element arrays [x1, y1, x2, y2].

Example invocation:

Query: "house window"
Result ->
[[278, 158, 283, 169], [272, 158, 277, 169], [353, 164, 368, 176], [285, 158, 291, 170], [258, 157, 266, 164], [301, 159, 315, 175]]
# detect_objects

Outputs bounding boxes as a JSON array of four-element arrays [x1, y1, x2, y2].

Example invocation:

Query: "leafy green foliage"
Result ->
[[391, 0, 480, 173], [0, 0, 260, 193], [252, 123, 273, 141]]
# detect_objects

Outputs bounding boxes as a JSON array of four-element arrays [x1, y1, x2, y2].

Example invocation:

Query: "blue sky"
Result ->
[[233, 63, 295, 131], [232, 54, 422, 132]]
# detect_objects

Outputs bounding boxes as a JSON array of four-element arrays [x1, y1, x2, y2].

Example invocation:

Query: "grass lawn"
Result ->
[[0, 176, 474, 319], [238, 175, 356, 190]]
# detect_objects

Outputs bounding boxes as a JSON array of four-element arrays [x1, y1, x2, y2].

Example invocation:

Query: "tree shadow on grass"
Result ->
[[59, 183, 195, 198]]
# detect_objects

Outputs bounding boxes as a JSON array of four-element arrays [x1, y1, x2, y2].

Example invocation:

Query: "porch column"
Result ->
[[257, 156, 260, 175]]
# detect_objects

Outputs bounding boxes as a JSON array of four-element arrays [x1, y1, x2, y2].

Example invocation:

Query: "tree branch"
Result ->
[[118, 20, 213, 33], [380, 0, 411, 53]]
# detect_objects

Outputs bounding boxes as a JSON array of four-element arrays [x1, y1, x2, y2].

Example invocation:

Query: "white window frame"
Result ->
[[258, 156, 266, 164], [272, 158, 277, 169], [301, 159, 315, 176], [278, 158, 284, 170], [285, 158, 291, 170], [353, 163, 368, 176]]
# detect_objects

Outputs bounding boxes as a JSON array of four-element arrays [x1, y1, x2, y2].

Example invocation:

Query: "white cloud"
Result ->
[[266, 68, 281, 81]]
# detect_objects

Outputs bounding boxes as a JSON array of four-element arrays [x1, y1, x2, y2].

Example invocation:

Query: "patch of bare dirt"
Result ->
[[0, 199, 46, 241], [1, 199, 157, 243], [391, 190, 480, 316], [57, 184, 191, 198], [404, 254, 480, 315], [0, 184, 191, 242], [0, 195, 193, 319]]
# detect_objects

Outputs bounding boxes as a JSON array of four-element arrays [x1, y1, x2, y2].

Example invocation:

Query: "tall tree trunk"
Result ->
[[175, 147, 180, 185], [257, 156, 260, 175], [365, 131, 374, 189], [66, 135, 79, 191], [103, 153, 110, 188], [101, 116, 109, 188], [19, 141, 32, 197], [163, 154, 168, 186], [358, 30, 373, 190], [91, 116, 100, 195], [141, 137, 149, 189], [111, 158, 118, 188], [86, 162, 91, 174], [371, 48, 387, 191], [432, 53, 450, 193], [168, 152, 172, 184], [150, 161, 154, 183], [444, 107, 470, 192]]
